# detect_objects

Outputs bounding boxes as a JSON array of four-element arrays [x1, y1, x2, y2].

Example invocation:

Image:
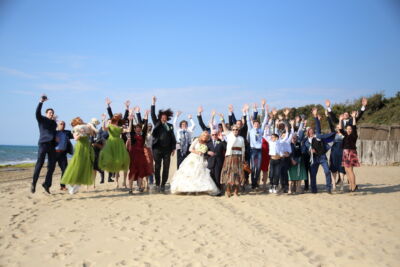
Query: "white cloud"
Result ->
[[0, 66, 37, 79]]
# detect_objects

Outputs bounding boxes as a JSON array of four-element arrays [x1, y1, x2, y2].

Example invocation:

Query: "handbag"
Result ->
[[243, 162, 252, 174]]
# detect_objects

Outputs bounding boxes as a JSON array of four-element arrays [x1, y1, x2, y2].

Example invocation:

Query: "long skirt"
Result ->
[[342, 149, 360, 168], [288, 158, 308, 181], [220, 155, 244, 186], [260, 138, 270, 172], [61, 137, 95, 185], [143, 147, 154, 174]]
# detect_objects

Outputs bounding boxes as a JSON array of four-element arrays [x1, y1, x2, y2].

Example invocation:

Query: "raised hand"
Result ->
[[261, 99, 266, 107], [243, 104, 249, 113], [101, 113, 107, 121], [40, 94, 48, 103], [284, 108, 290, 117], [278, 114, 283, 121], [176, 111, 182, 117], [253, 103, 258, 110], [134, 106, 140, 113], [312, 107, 318, 117], [303, 119, 307, 126], [339, 114, 344, 121], [228, 104, 234, 113], [219, 113, 225, 119], [211, 110, 216, 117], [272, 108, 278, 116], [289, 119, 295, 127], [351, 110, 358, 118], [145, 109, 150, 119], [128, 110, 134, 120], [325, 99, 331, 108], [362, 97, 368, 107], [295, 116, 300, 123], [105, 97, 111, 106], [197, 106, 203, 114], [324, 110, 328, 117], [124, 100, 131, 109], [152, 96, 157, 105], [188, 114, 192, 120]]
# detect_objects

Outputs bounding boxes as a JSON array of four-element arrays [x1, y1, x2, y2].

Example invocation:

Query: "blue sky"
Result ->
[[0, 0, 399, 145]]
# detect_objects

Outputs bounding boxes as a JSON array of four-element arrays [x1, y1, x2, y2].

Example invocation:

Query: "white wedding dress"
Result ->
[[170, 139, 220, 195]]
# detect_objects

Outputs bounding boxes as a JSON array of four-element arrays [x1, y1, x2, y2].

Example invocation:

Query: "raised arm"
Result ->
[[228, 104, 235, 126], [209, 110, 217, 130], [135, 106, 143, 124], [106, 97, 113, 119], [173, 111, 181, 130], [312, 107, 322, 135], [197, 106, 210, 131], [219, 113, 229, 134], [36, 95, 46, 121], [151, 96, 158, 124], [123, 100, 130, 121], [325, 99, 339, 124], [356, 97, 367, 122], [141, 110, 149, 138], [188, 114, 196, 132]]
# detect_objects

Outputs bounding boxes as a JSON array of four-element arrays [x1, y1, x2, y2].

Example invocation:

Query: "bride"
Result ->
[[170, 131, 220, 195]]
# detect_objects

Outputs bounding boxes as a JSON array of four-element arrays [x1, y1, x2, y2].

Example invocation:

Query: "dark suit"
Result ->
[[32, 102, 58, 189], [55, 129, 73, 188], [151, 105, 177, 188], [205, 139, 226, 190]]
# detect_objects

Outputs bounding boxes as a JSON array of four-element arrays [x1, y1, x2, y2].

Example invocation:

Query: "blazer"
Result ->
[[150, 105, 177, 151], [36, 102, 57, 144], [205, 139, 226, 169]]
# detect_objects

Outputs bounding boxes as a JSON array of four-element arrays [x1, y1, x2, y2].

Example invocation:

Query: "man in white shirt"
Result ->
[[173, 111, 196, 168]]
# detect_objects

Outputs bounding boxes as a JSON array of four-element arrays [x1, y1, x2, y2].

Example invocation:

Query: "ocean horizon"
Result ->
[[0, 145, 39, 166]]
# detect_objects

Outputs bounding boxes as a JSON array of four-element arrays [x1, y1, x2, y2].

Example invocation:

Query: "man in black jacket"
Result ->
[[151, 96, 177, 192], [31, 94, 58, 194]]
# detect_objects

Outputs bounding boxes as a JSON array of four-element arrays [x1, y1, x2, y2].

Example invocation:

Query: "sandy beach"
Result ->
[[0, 163, 399, 267]]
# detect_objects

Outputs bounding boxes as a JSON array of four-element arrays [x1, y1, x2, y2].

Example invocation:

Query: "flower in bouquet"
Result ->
[[198, 144, 208, 154]]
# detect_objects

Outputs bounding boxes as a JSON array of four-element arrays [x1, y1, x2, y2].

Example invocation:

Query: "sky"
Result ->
[[0, 0, 399, 145]]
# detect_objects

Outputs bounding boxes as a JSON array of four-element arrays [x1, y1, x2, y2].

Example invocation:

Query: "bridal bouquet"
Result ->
[[198, 144, 208, 154], [73, 125, 89, 137]]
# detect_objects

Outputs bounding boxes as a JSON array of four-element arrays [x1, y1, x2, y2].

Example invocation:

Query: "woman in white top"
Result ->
[[173, 111, 196, 168], [219, 114, 245, 197]]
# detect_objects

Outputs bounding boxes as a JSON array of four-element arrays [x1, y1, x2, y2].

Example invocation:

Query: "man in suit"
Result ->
[[205, 130, 226, 195], [31, 94, 58, 194], [55, 120, 74, 191], [151, 96, 177, 193]]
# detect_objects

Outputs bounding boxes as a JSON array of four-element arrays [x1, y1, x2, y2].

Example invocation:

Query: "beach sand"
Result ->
[[0, 160, 399, 267]]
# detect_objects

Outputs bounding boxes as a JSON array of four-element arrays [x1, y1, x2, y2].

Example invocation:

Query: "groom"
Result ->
[[31, 94, 58, 194], [151, 96, 176, 193]]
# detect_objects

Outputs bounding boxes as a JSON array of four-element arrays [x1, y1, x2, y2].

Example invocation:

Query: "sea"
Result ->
[[0, 145, 39, 166]]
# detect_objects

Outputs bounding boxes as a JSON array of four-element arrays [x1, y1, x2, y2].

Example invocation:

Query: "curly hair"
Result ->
[[179, 120, 188, 128], [158, 109, 173, 121], [71, 117, 84, 127]]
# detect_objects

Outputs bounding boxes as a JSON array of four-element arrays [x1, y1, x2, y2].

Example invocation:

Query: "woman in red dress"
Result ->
[[126, 110, 152, 194], [260, 137, 270, 190]]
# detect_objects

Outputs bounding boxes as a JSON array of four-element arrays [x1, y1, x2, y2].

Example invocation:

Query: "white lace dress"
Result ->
[[170, 139, 220, 195]]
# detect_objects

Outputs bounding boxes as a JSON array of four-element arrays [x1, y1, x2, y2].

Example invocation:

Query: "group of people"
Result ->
[[31, 94, 367, 197]]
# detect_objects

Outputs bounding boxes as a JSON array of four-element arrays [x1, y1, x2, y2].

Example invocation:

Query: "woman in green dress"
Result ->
[[99, 113, 130, 183], [61, 117, 97, 195], [288, 135, 307, 194]]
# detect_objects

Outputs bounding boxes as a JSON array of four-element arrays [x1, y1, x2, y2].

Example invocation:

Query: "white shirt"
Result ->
[[225, 131, 245, 157], [278, 128, 294, 154], [173, 116, 196, 150]]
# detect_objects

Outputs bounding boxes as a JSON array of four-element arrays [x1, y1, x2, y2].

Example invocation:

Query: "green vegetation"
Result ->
[[278, 91, 400, 130], [0, 163, 35, 169]]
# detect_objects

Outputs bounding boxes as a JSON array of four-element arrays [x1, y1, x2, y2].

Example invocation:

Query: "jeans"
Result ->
[[269, 159, 282, 186], [250, 148, 262, 187], [280, 157, 290, 187], [32, 142, 56, 188], [310, 154, 332, 193]]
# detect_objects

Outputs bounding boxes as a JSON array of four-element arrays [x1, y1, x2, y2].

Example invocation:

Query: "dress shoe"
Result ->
[[31, 184, 36, 194], [160, 186, 165, 193], [100, 179, 105, 184], [42, 184, 51, 194], [108, 178, 114, 182]]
